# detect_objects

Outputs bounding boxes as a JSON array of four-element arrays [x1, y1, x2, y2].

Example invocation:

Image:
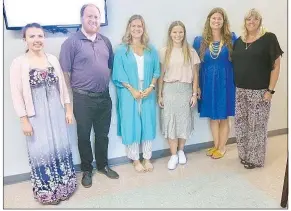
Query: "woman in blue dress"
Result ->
[[193, 8, 237, 159], [9, 23, 77, 205], [112, 15, 160, 173]]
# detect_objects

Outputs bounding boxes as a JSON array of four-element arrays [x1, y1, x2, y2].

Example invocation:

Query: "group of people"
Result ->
[[9, 3, 283, 205]]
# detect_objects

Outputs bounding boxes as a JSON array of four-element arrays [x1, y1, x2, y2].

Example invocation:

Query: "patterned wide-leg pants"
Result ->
[[235, 88, 271, 167], [127, 140, 153, 161]]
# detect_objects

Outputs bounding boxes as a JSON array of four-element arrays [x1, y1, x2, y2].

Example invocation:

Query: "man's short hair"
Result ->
[[80, 4, 101, 17]]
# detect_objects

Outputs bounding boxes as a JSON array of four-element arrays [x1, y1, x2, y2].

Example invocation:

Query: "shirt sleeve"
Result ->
[[269, 33, 284, 69], [59, 38, 75, 73], [10, 58, 27, 117], [232, 32, 238, 44], [152, 47, 161, 78], [193, 36, 202, 55], [103, 36, 114, 70], [53, 56, 71, 104], [191, 48, 201, 66], [112, 47, 129, 88]]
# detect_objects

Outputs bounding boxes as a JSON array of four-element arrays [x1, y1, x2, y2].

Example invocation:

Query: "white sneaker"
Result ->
[[168, 155, 178, 170], [178, 150, 187, 164]]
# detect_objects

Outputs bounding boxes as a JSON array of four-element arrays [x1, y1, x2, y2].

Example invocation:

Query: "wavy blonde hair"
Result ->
[[121, 14, 149, 51], [241, 8, 267, 42], [164, 21, 192, 68], [199, 7, 233, 61]]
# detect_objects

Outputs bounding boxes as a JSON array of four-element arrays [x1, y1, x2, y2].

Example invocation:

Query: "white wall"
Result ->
[[4, 0, 287, 177]]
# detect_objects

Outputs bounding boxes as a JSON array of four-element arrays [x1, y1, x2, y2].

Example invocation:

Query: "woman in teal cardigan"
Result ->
[[112, 15, 160, 173]]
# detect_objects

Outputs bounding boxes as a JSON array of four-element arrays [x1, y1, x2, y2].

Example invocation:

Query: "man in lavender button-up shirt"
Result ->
[[59, 3, 119, 188]]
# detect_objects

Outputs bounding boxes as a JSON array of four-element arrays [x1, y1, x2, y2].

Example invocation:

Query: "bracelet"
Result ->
[[150, 84, 155, 90], [192, 92, 197, 97], [267, 88, 275, 94]]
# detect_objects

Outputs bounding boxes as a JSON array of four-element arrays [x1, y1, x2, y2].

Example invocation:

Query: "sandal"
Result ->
[[133, 161, 146, 173], [44, 200, 60, 205], [211, 150, 226, 159], [142, 159, 154, 172], [244, 163, 256, 169], [206, 147, 217, 156], [240, 159, 247, 165]]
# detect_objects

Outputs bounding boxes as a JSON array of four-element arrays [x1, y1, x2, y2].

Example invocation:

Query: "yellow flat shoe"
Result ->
[[206, 147, 217, 156], [211, 150, 226, 159]]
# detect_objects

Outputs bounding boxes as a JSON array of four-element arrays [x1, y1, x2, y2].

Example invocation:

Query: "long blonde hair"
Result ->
[[241, 8, 267, 42], [164, 21, 192, 68], [121, 15, 149, 51], [200, 7, 233, 61]]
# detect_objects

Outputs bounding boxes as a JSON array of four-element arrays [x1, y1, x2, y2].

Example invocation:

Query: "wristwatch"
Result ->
[[267, 88, 275, 94], [150, 84, 155, 90]]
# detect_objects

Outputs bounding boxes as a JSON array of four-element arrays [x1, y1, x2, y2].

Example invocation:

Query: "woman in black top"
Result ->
[[232, 8, 283, 169]]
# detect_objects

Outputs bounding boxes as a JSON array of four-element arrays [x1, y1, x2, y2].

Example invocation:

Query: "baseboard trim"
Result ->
[[4, 128, 287, 185]]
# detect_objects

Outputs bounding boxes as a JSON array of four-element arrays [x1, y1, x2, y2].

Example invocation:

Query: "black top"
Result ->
[[232, 32, 283, 90]]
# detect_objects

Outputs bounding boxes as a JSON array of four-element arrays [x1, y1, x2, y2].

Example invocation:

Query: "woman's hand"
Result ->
[[65, 104, 74, 124], [22, 119, 33, 136], [130, 88, 142, 100], [158, 96, 164, 108], [197, 87, 201, 99], [141, 87, 153, 98], [66, 111, 73, 124], [263, 91, 272, 102], [190, 95, 197, 107]]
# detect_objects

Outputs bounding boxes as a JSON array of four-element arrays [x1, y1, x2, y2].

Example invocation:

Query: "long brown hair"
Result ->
[[121, 14, 149, 51], [164, 21, 192, 68], [200, 7, 233, 61]]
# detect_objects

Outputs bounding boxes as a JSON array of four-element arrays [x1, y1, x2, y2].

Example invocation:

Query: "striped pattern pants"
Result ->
[[235, 88, 271, 167], [127, 141, 153, 161]]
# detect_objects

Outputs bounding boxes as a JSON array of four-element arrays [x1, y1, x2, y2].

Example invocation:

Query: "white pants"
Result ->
[[127, 140, 153, 161], [127, 80, 153, 161]]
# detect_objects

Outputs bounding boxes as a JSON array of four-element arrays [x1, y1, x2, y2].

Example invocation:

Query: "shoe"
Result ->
[[177, 150, 187, 164], [244, 163, 256, 169], [142, 159, 154, 172], [211, 150, 226, 159], [81, 171, 92, 188], [168, 155, 178, 170], [98, 166, 119, 179], [206, 147, 217, 156], [133, 160, 146, 173], [240, 159, 247, 165], [43, 200, 60, 205], [50, 200, 61, 205]]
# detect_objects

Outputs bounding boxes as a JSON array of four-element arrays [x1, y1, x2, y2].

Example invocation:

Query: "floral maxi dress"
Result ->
[[26, 67, 77, 204]]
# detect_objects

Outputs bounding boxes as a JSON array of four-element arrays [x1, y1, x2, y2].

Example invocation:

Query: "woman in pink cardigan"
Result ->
[[9, 23, 77, 205]]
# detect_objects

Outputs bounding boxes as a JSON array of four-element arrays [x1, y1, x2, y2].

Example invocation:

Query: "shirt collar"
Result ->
[[78, 28, 101, 42]]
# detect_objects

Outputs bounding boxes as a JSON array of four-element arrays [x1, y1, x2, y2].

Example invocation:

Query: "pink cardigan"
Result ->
[[10, 53, 70, 117]]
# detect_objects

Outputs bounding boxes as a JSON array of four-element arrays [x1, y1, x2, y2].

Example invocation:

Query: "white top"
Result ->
[[134, 53, 144, 81]]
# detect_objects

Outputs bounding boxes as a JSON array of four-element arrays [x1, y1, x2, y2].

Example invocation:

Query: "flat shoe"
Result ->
[[240, 159, 247, 165], [133, 162, 146, 173], [142, 160, 154, 172], [206, 147, 217, 156], [244, 163, 256, 169], [211, 150, 226, 159]]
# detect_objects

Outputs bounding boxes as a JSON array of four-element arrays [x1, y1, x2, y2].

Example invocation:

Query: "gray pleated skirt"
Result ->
[[160, 82, 194, 140]]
